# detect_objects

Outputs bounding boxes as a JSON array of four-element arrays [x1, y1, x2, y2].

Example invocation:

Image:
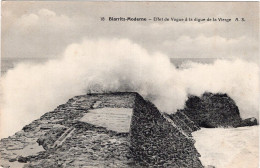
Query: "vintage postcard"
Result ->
[[0, 1, 259, 168]]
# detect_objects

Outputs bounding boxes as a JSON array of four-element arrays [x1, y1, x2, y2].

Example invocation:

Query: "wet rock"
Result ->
[[239, 117, 258, 127], [18, 156, 28, 163], [178, 92, 247, 128], [37, 127, 67, 150], [22, 125, 35, 132], [8, 157, 17, 162], [206, 165, 216, 168]]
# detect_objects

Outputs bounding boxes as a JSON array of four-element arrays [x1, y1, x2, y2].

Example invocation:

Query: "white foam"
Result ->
[[1, 39, 259, 137], [192, 126, 259, 168]]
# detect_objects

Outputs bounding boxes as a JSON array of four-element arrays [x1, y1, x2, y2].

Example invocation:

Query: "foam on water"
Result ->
[[192, 126, 259, 168]]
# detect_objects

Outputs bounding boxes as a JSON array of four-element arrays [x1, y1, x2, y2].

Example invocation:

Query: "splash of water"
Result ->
[[1, 38, 259, 137]]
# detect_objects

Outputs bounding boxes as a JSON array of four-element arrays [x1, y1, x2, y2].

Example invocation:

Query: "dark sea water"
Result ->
[[1, 57, 217, 76], [170, 58, 216, 68], [1, 58, 48, 76]]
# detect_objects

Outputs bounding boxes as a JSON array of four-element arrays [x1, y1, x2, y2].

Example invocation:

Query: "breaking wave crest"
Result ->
[[1, 38, 259, 137]]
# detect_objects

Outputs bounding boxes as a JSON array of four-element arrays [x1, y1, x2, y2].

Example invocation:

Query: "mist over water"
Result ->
[[1, 39, 259, 138]]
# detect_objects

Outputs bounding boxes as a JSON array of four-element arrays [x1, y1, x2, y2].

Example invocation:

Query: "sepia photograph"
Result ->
[[0, 1, 259, 168]]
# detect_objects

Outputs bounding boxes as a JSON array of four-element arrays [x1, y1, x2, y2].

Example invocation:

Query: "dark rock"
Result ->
[[172, 92, 258, 129], [206, 165, 216, 168], [18, 156, 28, 163], [22, 125, 35, 132], [239, 117, 258, 127], [37, 127, 67, 150], [9, 158, 17, 162], [179, 92, 244, 128]]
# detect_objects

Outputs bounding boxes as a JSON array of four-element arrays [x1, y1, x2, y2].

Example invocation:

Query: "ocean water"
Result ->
[[1, 57, 217, 76], [1, 58, 48, 76], [170, 58, 217, 67]]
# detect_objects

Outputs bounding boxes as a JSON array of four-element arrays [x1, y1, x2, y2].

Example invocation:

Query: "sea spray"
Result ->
[[1, 38, 259, 137]]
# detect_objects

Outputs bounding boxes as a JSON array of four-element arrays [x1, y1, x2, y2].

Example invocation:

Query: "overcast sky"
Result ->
[[2, 1, 259, 61]]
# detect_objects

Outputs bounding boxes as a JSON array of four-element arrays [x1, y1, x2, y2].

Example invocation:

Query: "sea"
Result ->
[[1, 57, 217, 76], [1, 57, 49, 76]]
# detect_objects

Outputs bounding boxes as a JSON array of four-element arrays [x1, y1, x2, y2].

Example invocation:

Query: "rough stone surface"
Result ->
[[167, 111, 200, 135], [239, 117, 258, 127], [79, 108, 133, 133], [175, 92, 258, 128], [130, 95, 203, 167], [0, 92, 203, 168]]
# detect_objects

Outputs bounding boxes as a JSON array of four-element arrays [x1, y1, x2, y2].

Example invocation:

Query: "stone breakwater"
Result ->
[[130, 94, 202, 167], [0, 92, 203, 168]]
